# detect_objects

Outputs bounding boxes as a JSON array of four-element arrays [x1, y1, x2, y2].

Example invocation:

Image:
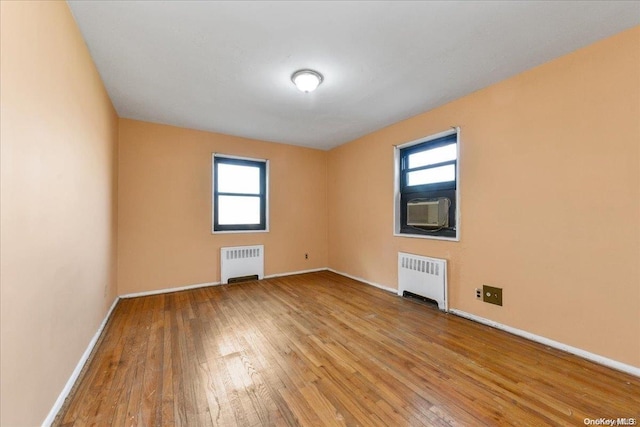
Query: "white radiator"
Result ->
[[398, 252, 448, 311], [220, 245, 264, 284]]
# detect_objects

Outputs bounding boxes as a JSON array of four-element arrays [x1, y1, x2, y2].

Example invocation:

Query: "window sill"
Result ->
[[211, 229, 269, 235], [393, 232, 459, 242]]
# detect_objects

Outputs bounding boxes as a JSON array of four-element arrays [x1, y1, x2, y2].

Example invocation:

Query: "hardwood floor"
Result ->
[[55, 271, 639, 426]]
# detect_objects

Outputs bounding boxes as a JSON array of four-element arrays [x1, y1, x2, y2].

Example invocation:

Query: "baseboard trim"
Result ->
[[119, 281, 221, 299], [119, 268, 331, 298], [42, 297, 120, 427], [449, 309, 640, 378], [327, 268, 398, 294], [265, 267, 328, 279]]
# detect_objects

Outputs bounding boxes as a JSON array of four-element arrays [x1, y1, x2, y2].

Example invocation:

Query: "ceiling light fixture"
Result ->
[[291, 69, 323, 93]]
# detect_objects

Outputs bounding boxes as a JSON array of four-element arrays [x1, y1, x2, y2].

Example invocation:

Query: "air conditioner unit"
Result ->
[[407, 199, 450, 228]]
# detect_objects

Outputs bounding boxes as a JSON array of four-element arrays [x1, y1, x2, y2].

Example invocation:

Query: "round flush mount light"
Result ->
[[291, 69, 323, 93]]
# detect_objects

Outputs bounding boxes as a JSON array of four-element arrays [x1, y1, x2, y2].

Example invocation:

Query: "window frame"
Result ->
[[394, 128, 460, 241], [212, 153, 269, 234]]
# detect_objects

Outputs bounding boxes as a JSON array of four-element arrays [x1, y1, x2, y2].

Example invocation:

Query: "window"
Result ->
[[212, 154, 268, 232], [395, 129, 459, 240]]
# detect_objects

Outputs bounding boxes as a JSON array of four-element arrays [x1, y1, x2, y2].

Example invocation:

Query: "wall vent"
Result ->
[[398, 252, 447, 311], [220, 245, 264, 284]]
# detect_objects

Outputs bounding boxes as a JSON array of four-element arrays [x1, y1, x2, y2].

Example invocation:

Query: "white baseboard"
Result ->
[[42, 297, 120, 427], [265, 267, 328, 279], [327, 268, 398, 294], [449, 309, 640, 378], [119, 280, 221, 299], [119, 268, 331, 298]]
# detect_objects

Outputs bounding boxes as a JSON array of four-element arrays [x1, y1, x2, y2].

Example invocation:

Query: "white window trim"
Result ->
[[393, 127, 461, 241], [211, 153, 270, 234]]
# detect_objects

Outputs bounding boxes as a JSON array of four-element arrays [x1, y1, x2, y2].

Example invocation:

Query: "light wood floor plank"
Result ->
[[54, 271, 640, 426]]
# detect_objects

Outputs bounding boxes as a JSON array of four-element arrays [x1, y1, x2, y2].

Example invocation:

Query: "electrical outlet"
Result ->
[[482, 285, 503, 306], [305, 253, 309, 260], [475, 288, 482, 299]]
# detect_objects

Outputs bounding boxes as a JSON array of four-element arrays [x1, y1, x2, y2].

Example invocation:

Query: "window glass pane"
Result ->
[[217, 163, 260, 194], [408, 143, 456, 169], [218, 196, 260, 225], [407, 164, 455, 186]]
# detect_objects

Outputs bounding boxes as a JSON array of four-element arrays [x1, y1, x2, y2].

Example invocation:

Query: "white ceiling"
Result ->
[[68, 1, 639, 150]]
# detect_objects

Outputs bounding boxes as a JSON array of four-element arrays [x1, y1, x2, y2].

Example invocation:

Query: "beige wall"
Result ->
[[0, 1, 119, 426], [117, 119, 328, 295], [0, 4, 637, 423], [328, 27, 640, 367]]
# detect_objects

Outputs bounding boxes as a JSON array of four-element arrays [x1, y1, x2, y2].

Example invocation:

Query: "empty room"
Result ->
[[1, 1, 639, 426]]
